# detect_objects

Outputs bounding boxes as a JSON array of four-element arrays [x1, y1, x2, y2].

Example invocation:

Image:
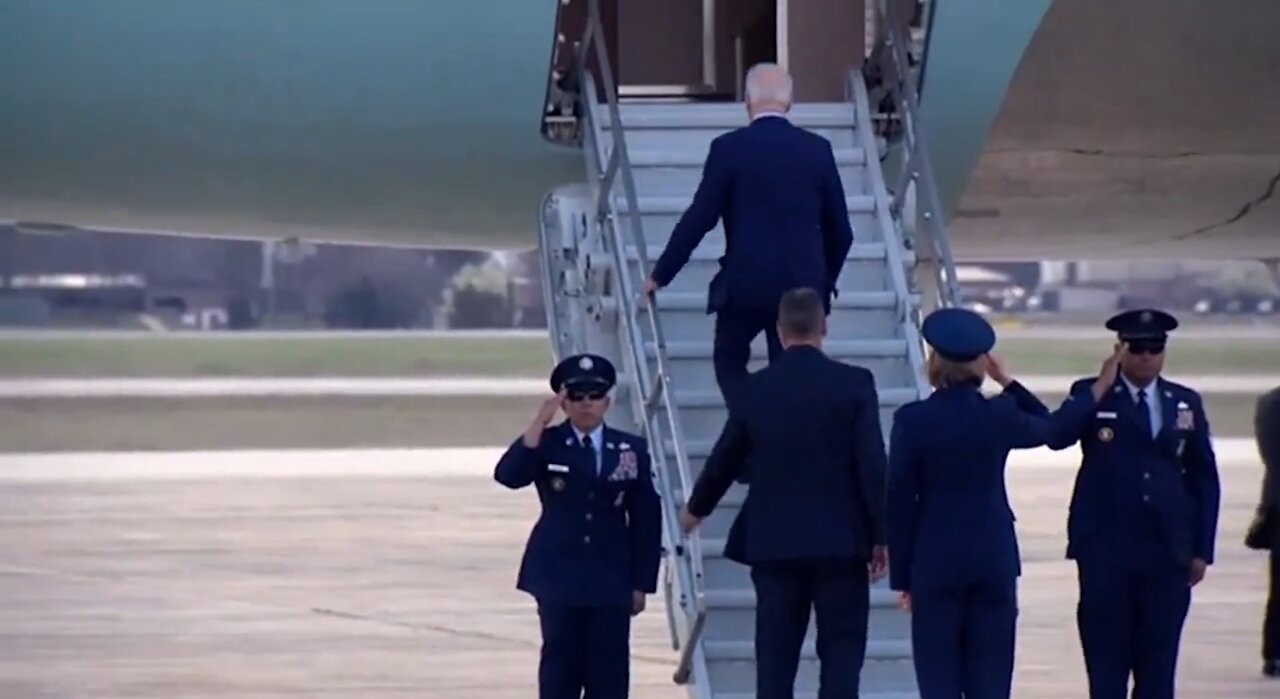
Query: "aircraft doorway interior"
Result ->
[[615, 0, 768, 100], [614, 0, 865, 102]]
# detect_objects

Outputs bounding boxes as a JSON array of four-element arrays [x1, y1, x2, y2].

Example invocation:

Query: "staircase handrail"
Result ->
[[572, 0, 709, 689], [869, 0, 963, 311], [847, 72, 930, 399]]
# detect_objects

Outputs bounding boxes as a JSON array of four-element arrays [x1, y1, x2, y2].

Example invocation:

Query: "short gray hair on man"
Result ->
[[744, 62, 793, 107]]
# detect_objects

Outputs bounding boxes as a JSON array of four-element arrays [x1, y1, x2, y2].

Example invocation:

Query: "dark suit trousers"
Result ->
[[1265, 547, 1280, 661], [537, 602, 632, 699], [1075, 557, 1191, 699], [750, 558, 869, 699], [713, 306, 783, 406]]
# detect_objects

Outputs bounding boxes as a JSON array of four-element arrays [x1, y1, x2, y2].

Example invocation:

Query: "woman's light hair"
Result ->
[[926, 351, 986, 389]]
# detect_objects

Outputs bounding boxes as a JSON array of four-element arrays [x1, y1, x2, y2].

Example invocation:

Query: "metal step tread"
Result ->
[[627, 146, 866, 168], [653, 289, 899, 311], [705, 637, 913, 661], [626, 242, 913, 265], [618, 194, 875, 215], [648, 338, 908, 359], [698, 537, 896, 561], [668, 386, 917, 409], [664, 432, 908, 459], [705, 587, 900, 609], [601, 102, 855, 129]]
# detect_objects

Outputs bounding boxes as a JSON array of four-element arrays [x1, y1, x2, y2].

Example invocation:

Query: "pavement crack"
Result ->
[[310, 607, 674, 666]]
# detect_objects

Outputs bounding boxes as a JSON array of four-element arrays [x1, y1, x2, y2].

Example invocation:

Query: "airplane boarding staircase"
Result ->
[[537, 2, 960, 697]]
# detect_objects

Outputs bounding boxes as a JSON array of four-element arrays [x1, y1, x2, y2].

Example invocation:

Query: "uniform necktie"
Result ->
[[581, 435, 599, 474], [1136, 389, 1154, 439]]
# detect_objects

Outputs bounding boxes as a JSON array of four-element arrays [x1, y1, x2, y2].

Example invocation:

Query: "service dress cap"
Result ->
[[921, 307, 996, 362], [1104, 308, 1178, 342], [550, 353, 617, 393]]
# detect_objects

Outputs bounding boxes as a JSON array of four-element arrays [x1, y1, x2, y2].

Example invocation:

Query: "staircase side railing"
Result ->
[[848, 72, 929, 400], [868, 0, 962, 313], [537, 188, 589, 358], [572, 0, 709, 691]]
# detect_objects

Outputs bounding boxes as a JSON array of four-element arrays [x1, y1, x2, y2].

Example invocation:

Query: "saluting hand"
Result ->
[[523, 389, 566, 447], [984, 353, 1013, 388], [535, 389, 566, 425], [1090, 343, 1126, 402]]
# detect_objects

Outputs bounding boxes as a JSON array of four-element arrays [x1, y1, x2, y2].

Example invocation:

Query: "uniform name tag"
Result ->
[[1096, 411, 1118, 419], [548, 463, 570, 473]]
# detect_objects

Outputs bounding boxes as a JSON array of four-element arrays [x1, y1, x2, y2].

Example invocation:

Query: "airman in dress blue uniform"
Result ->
[[887, 308, 1122, 699], [494, 353, 663, 699], [1047, 308, 1221, 699]]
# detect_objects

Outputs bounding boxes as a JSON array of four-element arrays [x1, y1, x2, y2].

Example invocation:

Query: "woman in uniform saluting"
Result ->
[[886, 308, 1121, 698]]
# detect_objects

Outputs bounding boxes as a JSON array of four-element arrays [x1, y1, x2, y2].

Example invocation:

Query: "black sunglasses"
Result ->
[[1126, 341, 1166, 355], [567, 390, 607, 402]]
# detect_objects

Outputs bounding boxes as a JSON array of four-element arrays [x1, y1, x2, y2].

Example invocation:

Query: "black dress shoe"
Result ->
[[1263, 660, 1280, 677]]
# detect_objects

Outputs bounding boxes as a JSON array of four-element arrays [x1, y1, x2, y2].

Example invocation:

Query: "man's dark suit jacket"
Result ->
[[1257, 386, 1280, 521], [649, 115, 855, 314], [685, 344, 888, 564]]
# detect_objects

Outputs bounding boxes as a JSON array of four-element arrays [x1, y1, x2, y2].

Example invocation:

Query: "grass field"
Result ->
[[0, 392, 1261, 453], [0, 334, 1275, 378]]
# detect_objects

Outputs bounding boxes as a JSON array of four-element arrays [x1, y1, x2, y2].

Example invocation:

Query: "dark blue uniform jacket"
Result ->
[[887, 381, 1097, 592], [649, 115, 855, 314], [494, 420, 663, 607], [1048, 377, 1220, 568]]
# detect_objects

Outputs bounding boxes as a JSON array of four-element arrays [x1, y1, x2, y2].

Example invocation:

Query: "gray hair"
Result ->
[[744, 63, 793, 107]]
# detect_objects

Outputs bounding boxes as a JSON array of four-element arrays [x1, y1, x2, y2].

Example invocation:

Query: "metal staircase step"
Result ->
[[604, 102, 855, 129], [627, 146, 867, 168], [705, 638, 913, 661], [654, 289, 898, 311], [669, 386, 918, 410], [625, 241, 913, 265], [618, 194, 876, 215], [667, 430, 913, 460], [705, 587, 901, 609], [644, 291, 917, 340], [704, 638, 917, 694], [621, 242, 914, 294], [648, 338, 907, 360]]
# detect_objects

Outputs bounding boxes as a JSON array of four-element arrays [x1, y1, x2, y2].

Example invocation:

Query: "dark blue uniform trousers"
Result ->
[[537, 602, 631, 699], [1076, 556, 1191, 699], [713, 306, 783, 406], [751, 558, 869, 699], [910, 580, 1018, 698]]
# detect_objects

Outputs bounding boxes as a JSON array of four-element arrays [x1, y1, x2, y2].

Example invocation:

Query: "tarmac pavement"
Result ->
[[0, 440, 1275, 698]]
